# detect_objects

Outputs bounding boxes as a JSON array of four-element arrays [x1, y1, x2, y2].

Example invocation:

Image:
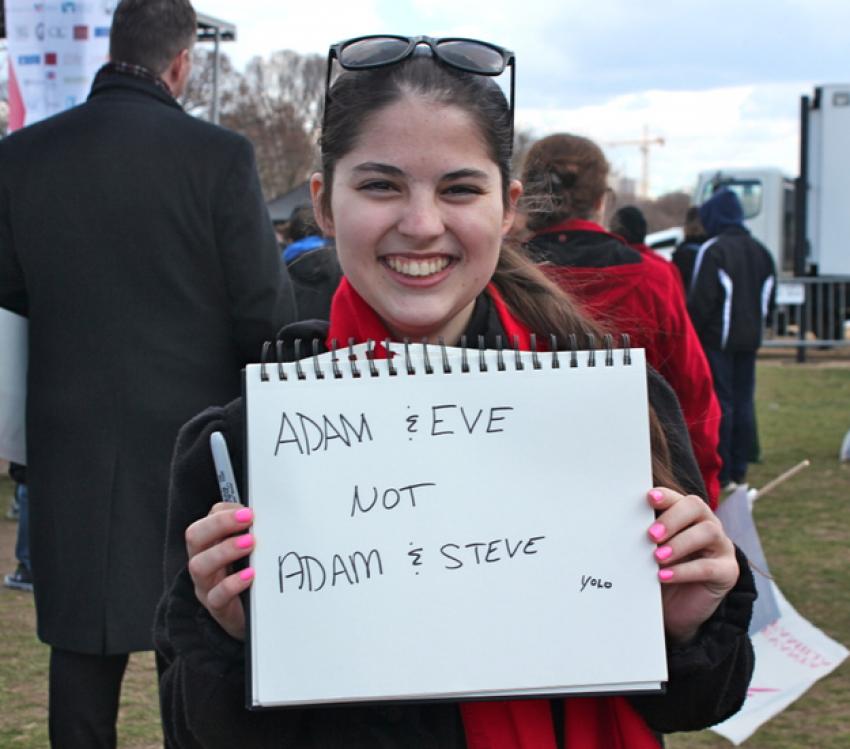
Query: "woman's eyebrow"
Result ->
[[443, 168, 490, 181], [352, 162, 404, 176]]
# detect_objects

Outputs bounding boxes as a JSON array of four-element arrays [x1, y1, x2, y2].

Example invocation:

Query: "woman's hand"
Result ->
[[185, 502, 255, 641], [647, 488, 739, 645]]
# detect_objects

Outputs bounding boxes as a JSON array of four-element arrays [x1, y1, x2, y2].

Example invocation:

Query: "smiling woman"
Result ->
[[155, 34, 756, 749], [311, 93, 519, 343]]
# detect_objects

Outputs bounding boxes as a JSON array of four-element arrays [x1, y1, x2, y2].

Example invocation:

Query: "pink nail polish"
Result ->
[[235, 533, 253, 549], [655, 545, 673, 561], [239, 567, 255, 582], [649, 522, 666, 541], [234, 508, 252, 523], [649, 489, 664, 504], [658, 569, 674, 581]]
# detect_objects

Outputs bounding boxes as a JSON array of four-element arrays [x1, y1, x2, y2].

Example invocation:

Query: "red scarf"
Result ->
[[326, 277, 661, 749]]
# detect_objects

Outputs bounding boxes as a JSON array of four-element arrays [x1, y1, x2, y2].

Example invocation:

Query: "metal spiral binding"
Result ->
[[384, 339, 397, 376], [312, 339, 324, 379], [495, 335, 505, 371], [348, 338, 360, 378], [568, 334, 578, 368], [478, 335, 487, 372], [330, 339, 342, 378], [439, 338, 451, 373], [260, 340, 271, 381], [366, 340, 379, 377], [460, 335, 469, 373], [276, 340, 287, 381], [421, 339, 434, 374], [293, 340, 306, 380], [530, 334, 541, 370], [258, 330, 633, 381], [403, 339, 415, 375]]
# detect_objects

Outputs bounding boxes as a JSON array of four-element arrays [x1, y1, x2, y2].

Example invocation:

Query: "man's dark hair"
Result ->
[[610, 205, 648, 245], [286, 205, 321, 243], [109, 0, 197, 75]]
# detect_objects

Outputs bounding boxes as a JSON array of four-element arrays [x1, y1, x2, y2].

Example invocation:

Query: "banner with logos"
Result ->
[[4, 0, 116, 131]]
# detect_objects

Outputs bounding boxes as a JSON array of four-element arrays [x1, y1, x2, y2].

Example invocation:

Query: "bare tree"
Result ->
[[180, 48, 324, 200], [179, 47, 243, 120]]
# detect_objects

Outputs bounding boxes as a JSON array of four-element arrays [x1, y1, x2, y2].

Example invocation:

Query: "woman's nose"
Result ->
[[397, 193, 445, 240]]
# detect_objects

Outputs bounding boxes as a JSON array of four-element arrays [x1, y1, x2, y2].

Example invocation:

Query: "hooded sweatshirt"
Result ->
[[689, 189, 777, 351]]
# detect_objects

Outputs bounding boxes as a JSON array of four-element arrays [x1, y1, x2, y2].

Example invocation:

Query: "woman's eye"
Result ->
[[444, 184, 484, 196], [359, 180, 397, 192]]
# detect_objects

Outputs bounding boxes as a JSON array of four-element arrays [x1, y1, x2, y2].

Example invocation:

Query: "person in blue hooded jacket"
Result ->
[[688, 188, 776, 489]]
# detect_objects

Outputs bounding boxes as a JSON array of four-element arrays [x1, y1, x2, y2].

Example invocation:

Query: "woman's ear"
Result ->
[[501, 179, 524, 236], [310, 173, 334, 237]]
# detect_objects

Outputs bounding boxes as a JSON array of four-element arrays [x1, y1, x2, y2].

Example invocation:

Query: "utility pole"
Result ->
[[603, 125, 665, 198]]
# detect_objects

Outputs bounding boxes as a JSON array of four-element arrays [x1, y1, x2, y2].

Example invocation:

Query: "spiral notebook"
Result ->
[[243, 339, 667, 708]]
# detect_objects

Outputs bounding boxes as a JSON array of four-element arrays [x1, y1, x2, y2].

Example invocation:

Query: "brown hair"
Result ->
[[320, 57, 682, 492], [521, 133, 610, 231]]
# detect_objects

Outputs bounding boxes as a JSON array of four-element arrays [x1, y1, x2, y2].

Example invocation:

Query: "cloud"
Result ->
[[518, 82, 808, 195]]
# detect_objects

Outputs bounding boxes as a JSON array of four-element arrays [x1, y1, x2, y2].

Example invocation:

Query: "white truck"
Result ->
[[649, 84, 850, 346]]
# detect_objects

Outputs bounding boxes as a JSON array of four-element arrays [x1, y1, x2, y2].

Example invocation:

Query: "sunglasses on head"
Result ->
[[324, 34, 516, 140]]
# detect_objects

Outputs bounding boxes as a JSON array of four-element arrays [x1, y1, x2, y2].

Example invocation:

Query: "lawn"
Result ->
[[1, 360, 848, 747]]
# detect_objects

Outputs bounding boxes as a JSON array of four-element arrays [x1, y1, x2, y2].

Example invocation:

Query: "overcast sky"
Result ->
[[191, 0, 849, 197], [5, 0, 848, 196]]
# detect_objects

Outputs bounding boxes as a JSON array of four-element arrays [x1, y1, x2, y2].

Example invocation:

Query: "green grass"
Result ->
[[1, 360, 848, 747]]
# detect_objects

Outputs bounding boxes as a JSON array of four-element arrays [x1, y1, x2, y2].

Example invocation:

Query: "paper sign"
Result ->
[[0, 308, 27, 464], [711, 582, 848, 745], [243, 346, 667, 707]]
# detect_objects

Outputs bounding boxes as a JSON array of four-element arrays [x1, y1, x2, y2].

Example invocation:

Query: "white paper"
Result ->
[[710, 582, 848, 745], [243, 346, 667, 706], [0, 308, 27, 464], [716, 486, 780, 633]]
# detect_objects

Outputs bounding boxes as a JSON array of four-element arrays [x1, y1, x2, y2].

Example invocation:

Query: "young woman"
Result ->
[[155, 36, 755, 749], [519, 134, 724, 507]]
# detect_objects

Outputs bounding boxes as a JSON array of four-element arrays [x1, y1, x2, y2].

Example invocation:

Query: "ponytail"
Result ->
[[493, 242, 685, 493]]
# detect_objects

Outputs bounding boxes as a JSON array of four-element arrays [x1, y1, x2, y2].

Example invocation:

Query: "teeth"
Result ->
[[386, 256, 451, 277]]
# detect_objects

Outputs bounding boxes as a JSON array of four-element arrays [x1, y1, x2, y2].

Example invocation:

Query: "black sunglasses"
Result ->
[[324, 34, 516, 140]]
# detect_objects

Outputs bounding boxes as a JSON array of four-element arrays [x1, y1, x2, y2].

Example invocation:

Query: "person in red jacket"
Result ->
[[520, 136, 722, 507]]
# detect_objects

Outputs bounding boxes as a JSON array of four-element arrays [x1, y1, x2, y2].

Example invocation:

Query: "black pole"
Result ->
[[795, 93, 812, 362]]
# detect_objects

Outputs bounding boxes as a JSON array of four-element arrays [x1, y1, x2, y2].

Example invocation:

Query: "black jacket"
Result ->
[[688, 227, 776, 351], [288, 246, 343, 323], [0, 70, 296, 653], [155, 314, 755, 748]]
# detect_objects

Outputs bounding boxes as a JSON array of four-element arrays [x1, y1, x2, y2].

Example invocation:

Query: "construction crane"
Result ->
[[603, 125, 665, 198]]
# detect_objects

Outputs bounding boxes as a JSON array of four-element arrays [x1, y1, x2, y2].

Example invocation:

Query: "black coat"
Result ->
[[0, 70, 296, 654], [155, 315, 756, 748], [688, 227, 776, 352]]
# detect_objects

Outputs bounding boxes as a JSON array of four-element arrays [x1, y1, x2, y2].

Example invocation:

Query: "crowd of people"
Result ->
[[1, 1, 779, 747]]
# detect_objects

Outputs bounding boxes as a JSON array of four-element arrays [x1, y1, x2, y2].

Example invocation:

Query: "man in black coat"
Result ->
[[688, 188, 776, 489], [0, 1, 296, 745]]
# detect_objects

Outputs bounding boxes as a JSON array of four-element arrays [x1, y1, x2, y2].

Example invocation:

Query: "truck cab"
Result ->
[[694, 168, 796, 276]]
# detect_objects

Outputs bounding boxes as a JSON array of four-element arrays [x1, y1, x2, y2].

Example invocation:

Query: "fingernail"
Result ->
[[655, 545, 673, 561], [239, 567, 255, 582], [235, 533, 253, 549], [658, 569, 674, 581], [234, 508, 252, 523], [649, 489, 664, 504], [649, 522, 666, 541]]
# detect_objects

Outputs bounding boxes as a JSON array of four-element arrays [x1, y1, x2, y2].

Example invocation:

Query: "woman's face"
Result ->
[[312, 96, 521, 344]]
